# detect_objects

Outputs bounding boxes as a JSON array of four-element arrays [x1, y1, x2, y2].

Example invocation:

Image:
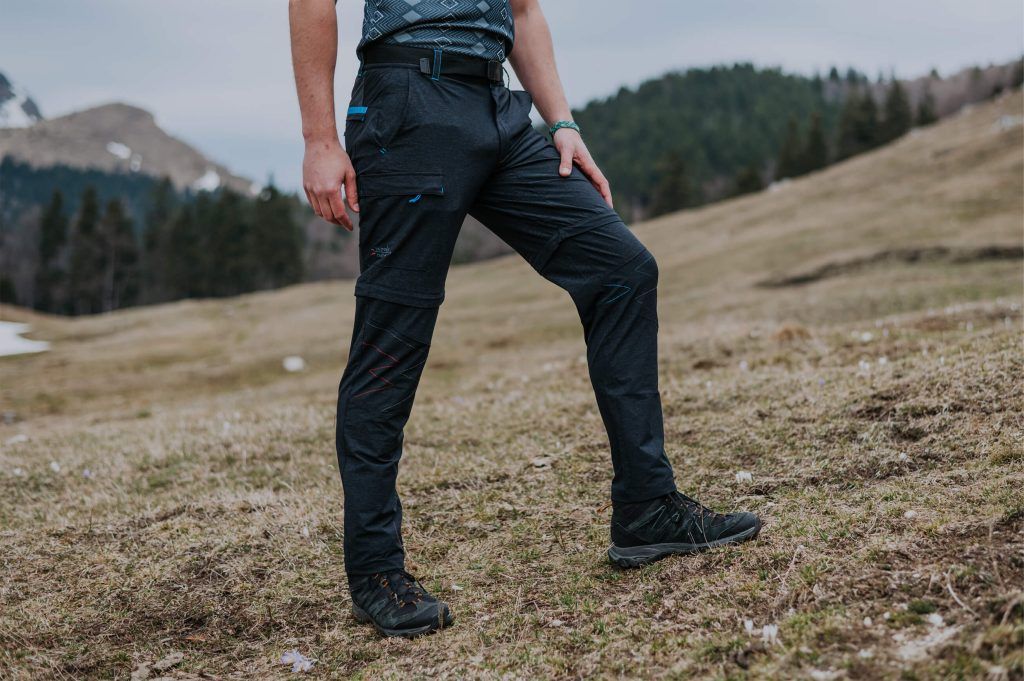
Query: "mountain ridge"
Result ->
[[0, 94, 254, 195]]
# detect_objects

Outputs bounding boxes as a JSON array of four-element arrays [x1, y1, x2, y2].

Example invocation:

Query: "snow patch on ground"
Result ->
[[192, 168, 222, 192], [0, 322, 50, 357], [995, 114, 1023, 131], [106, 141, 132, 160]]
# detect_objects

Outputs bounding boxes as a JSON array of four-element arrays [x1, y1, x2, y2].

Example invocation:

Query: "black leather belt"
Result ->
[[361, 45, 504, 83]]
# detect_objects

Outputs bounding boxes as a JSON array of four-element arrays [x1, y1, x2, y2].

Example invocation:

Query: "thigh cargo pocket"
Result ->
[[358, 172, 444, 200], [354, 172, 452, 309]]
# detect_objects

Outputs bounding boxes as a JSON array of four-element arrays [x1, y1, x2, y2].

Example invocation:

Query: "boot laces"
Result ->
[[372, 570, 428, 608], [667, 492, 720, 526]]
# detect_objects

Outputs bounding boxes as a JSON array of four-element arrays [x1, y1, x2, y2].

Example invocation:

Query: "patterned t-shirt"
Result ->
[[357, 0, 514, 61]]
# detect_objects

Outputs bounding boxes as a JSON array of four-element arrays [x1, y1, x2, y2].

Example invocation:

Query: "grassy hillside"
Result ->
[[0, 92, 1021, 679]]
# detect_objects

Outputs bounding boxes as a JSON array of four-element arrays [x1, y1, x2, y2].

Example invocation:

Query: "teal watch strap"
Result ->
[[549, 120, 581, 136]]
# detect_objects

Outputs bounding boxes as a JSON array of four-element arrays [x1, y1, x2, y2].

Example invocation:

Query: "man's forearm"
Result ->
[[508, 0, 572, 126], [289, 0, 340, 144]]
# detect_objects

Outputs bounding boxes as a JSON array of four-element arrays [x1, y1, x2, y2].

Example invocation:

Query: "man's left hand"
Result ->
[[553, 128, 613, 209]]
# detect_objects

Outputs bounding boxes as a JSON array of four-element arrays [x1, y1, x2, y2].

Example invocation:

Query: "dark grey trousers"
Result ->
[[337, 64, 677, 575]]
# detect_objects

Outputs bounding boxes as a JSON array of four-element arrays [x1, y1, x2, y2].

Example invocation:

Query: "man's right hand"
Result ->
[[302, 138, 359, 231]]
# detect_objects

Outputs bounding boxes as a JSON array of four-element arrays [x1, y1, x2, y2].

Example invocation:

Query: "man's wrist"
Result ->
[[302, 127, 340, 146]]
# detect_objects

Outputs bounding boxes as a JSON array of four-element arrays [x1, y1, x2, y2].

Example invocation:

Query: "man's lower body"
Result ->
[[336, 49, 759, 637]]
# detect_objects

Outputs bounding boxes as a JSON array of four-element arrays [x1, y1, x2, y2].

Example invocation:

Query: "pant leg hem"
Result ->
[[346, 562, 407, 579], [611, 481, 677, 506]]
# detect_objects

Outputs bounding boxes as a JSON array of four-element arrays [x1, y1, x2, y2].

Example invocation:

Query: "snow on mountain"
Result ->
[[191, 168, 222, 192], [106, 141, 132, 160], [0, 72, 43, 128]]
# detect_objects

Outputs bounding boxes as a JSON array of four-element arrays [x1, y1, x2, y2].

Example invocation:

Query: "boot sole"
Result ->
[[607, 518, 762, 569], [352, 604, 453, 638]]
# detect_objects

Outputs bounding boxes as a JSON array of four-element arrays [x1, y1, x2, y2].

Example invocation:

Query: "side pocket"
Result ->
[[371, 69, 411, 152], [344, 69, 411, 162]]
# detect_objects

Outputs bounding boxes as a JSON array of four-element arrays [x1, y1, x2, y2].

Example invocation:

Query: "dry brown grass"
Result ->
[[1, 93, 1022, 680]]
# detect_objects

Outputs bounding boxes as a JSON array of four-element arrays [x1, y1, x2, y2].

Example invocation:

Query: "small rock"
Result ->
[[4, 433, 28, 445], [531, 457, 552, 469], [152, 651, 184, 672], [904, 510, 918, 519], [735, 470, 753, 483], [282, 356, 306, 373], [49, 461, 61, 473]]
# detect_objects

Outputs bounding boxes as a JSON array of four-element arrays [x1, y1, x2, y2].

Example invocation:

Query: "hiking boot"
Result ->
[[607, 491, 761, 568], [349, 570, 453, 637]]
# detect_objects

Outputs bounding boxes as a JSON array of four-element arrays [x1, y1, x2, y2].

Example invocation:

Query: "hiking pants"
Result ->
[[337, 62, 677, 575]]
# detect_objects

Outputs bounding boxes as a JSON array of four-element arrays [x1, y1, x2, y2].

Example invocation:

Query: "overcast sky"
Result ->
[[2, 0, 1021, 191]]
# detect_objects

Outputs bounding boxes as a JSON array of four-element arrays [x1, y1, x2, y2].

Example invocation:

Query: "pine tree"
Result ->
[[916, 88, 938, 127], [836, 89, 881, 160], [880, 79, 912, 143], [0, 278, 16, 305], [836, 91, 860, 161], [732, 164, 764, 196], [67, 187, 105, 315], [250, 185, 304, 289], [775, 116, 803, 180], [34, 189, 69, 313], [800, 112, 829, 174], [99, 198, 139, 311], [649, 152, 693, 217], [204, 190, 257, 297], [1012, 57, 1023, 89], [163, 202, 206, 300], [141, 178, 177, 303], [854, 90, 880, 150]]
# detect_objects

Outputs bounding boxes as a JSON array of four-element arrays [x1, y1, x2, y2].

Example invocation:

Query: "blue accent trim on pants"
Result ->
[[431, 48, 442, 81]]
